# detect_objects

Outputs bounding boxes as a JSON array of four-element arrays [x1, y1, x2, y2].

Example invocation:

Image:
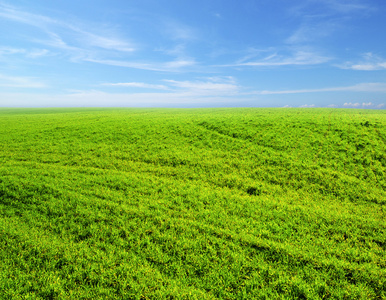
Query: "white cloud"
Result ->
[[102, 77, 239, 95], [0, 74, 46, 88], [102, 82, 170, 90], [224, 48, 331, 67], [164, 77, 239, 95], [344, 102, 362, 107], [338, 83, 386, 92], [299, 104, 316, 108], [74, 30, 134, 53], [339, 53, 386, 70], [0, 46, 26, 56], [26, 49, 50, 58], [0, 76, 243, 107], [0, 46, 51, 60], [344, 63, 386, 71], [84, 58, 196, 72], [253, 82, 386, 95], [162, 59, 196, 69], [342, 102, 384, 108], [0, 3, 54, 28]]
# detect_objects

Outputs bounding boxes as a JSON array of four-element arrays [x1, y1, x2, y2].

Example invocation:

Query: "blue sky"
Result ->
[[0, 0, 385, 108]]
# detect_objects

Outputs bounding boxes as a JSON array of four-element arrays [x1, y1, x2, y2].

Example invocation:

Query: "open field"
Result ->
[[0, 108, 385, 299]]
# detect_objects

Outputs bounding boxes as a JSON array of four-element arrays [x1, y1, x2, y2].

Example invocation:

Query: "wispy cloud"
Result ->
[[0, 46, 26, 56], [151, 19, 198, 68], [73, 30, 134, 53], [0, 3, 135, 55], [290, 0, 372, 17], [295, 102, 385, 109], [0, 3, 55, 28], [286, 0, 374, 46], [0, 73, 46, 88], [0, 46, 51, 59], [85, 58, 196, 72], [162, 19, 197, 41], [348, 64, 386, 71], [339, 52, 386, 71], [224, 48, 331, 67], [317, 0, 372, 14], [164, 76, 239, 95], [102, 76, 239, 95], [102, 82, 170, 90], [286, 21, 337, 45], [154, 43, 194, 64], [26, 49, 50, 58], [253, 82, 386, 95], [103, 76, 238, 93]]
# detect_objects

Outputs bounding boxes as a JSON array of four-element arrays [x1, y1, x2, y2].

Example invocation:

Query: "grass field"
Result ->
[[0, 108, 385, 299]]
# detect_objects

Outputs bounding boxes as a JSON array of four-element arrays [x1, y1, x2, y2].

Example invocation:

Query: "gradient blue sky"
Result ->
[[1, 0, 385, 108]]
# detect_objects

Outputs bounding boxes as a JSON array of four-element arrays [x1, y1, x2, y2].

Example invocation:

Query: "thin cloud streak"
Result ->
[[221, 49, 331, 68], [0, 46, 26, 56], [321, 0, 372, 14], [102, 82, 170, 90], [286, 21, 338, 45], [290, 0, 372, 17], [347, 63, 386, 71], [85, 58, 196, 72], [102, 77, 239, 95], [164, 78, 238, 92], [0, 46, 52, 64], [253, 82, 386, 95]]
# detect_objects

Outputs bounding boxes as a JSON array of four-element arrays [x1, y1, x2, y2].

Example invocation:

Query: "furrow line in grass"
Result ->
[[129, 215, 385, 298], [8, 148, 381, 208]]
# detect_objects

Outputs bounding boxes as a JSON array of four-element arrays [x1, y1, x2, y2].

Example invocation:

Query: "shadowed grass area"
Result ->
[[0, 108, 385, 299]]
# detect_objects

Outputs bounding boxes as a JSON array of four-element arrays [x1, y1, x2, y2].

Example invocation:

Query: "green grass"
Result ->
[[0, 108, 385, 299]]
